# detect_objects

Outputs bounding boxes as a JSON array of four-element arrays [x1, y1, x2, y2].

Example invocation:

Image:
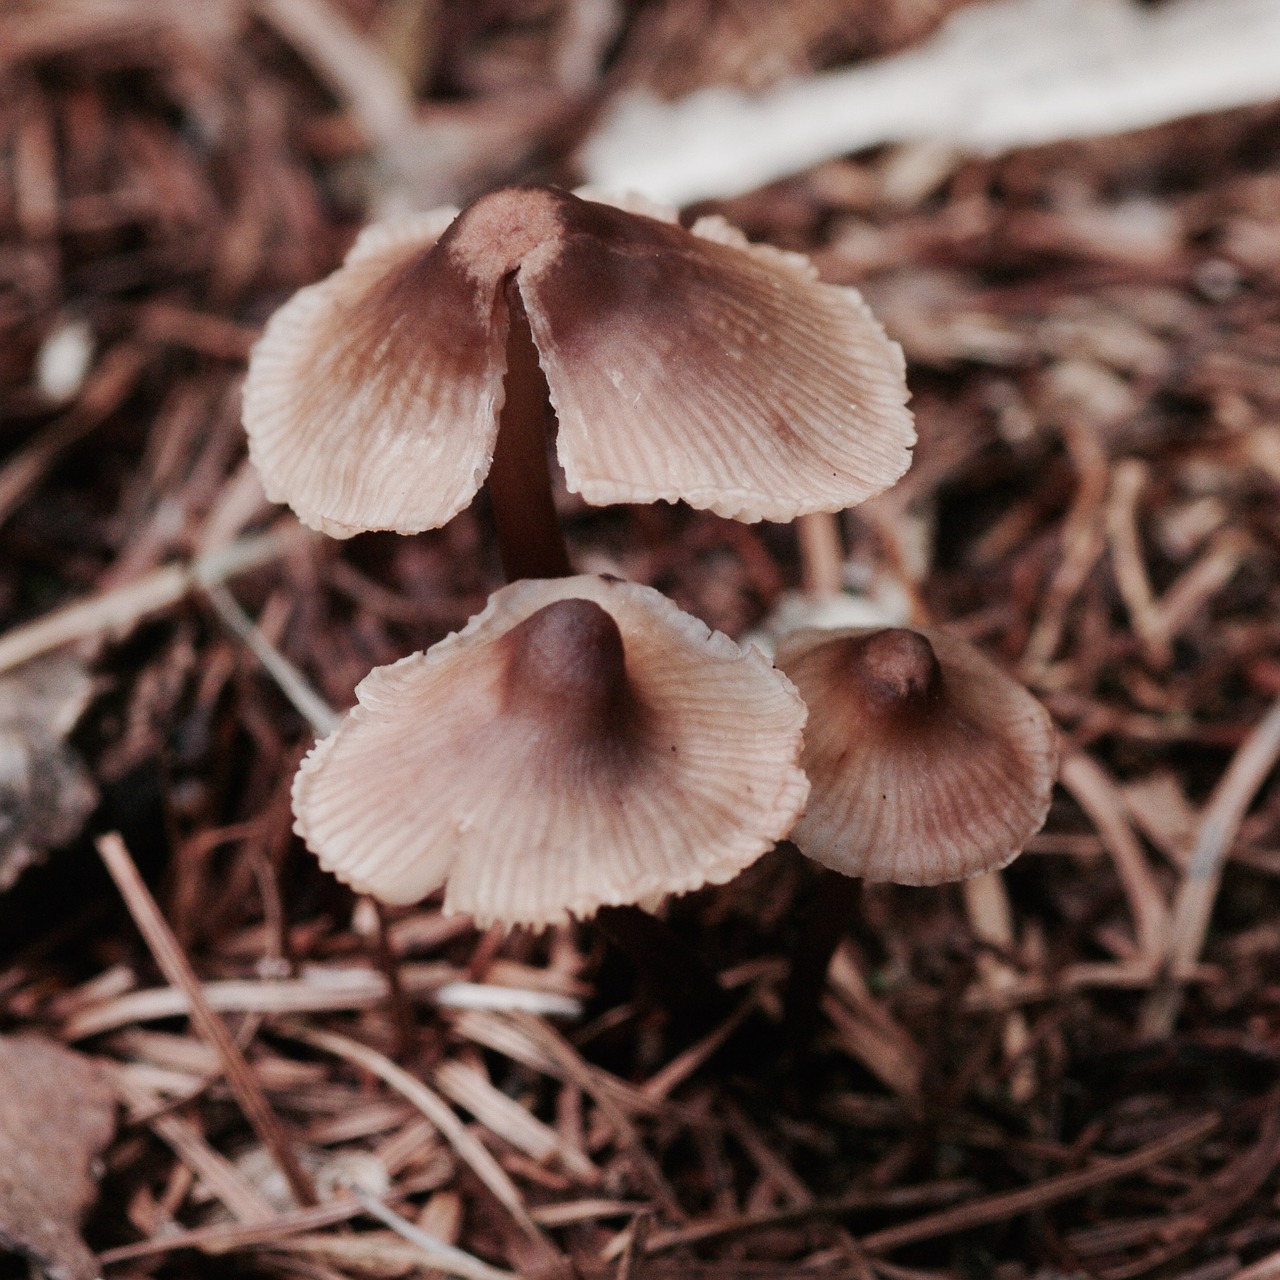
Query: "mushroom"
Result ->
[[773, 625, 1058, 1031], [243, 186, 914, 580], [292, 574, 809, 929], [777, 625, 1058, 884]]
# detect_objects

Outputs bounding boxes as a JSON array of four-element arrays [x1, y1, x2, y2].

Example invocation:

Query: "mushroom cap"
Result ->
[[775, 626, 1058, 885], [243, 186, 914, 536], [293, 575, 810, 927]]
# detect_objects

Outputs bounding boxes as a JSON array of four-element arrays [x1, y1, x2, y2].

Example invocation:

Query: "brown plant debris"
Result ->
[[2, 4, 1280, 1280], [0, 1035, 116, 1280]]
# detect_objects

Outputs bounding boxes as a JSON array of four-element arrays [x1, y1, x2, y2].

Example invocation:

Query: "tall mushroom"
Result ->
[[774, 625, 1058, 1033], [243, 185, 914, 580], [293, 574, 809, 930]]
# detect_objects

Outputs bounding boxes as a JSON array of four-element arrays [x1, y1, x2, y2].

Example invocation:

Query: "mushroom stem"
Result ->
[[596, 904, 731, 1033], [783, 864, 861, 1042], [487, 286, 573, 582], [370, 901, 416, 1063], [797, 512, 845, 597]]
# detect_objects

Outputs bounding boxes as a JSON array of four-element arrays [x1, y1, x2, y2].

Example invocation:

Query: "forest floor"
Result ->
[[2, 3, 1280, 1278]]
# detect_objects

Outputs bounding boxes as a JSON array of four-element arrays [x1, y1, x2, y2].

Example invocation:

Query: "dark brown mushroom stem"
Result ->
[[797, 513, 844, 597], [487, 284, 573, 581], [527, 596, 732, 1031], [782, 864, 861, 1042], [489, 345, 734, 1029], [595, 904, 732, 1033], [370, 901, 416, 1062]]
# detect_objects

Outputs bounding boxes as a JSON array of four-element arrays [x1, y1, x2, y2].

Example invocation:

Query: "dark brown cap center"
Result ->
[[499, 598, 635, 737], [849, 629, 942, 707]]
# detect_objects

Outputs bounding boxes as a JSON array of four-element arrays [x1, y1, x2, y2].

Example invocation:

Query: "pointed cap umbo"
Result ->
[[292, 575, 809, 927], [775, 626, 1057, 885], [243, 186, 914, 537]]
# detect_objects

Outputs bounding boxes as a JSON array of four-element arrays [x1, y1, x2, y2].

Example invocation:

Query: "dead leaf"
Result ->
[[0, 1036, 116, 1280]]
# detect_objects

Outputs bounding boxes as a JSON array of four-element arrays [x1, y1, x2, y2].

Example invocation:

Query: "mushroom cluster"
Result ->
[[243, 184, 1056, 949]]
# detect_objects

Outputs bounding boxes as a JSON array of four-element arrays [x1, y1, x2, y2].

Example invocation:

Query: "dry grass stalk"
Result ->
[[255, 0, 415, 148], [1060, 752, 1169, 962], [502, 1012, 685, 1220], [1105, 458, 1173, 669], [62, 963, 462, 1039], [96, 832, 319, 1207], [0, 344, 150, 526], [961, 871, 1035, 1103], [1140, 695, 1280, 1037], [859, 1111, 1219, 1254], [1021, 418, 1110, 677], [433, 1058, 601, 1183], [97, 1196, 386, 1265], [112, 1072, 278, 1223], [276, 1021, 554, 1252], [0, 524, 312, 675], [348, 1188, 519, 1280], [823, 946, 924, 1103], [206, 584, 341, 736]]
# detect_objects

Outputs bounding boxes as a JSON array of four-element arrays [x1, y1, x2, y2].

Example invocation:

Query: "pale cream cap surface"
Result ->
[[776, 626, 1058, 885], [243, 186, 914, 535], [293, 575, 810, 927]]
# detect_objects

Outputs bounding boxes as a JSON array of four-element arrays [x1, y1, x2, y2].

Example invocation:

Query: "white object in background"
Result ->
[[743, 579, 913, 659], [581, 0, 1280, 206], [36, 319, 94, 404], [433, 982, 583, 1020]]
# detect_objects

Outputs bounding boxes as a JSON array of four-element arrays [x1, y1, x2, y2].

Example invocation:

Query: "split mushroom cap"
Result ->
[[293, 575, 810, 927], [775, 626, 1058, 886], [244, 185, 914, 537]]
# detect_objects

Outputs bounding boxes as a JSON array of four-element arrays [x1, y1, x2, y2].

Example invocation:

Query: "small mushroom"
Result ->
[[243, 186, 914, 578], [776, 625, 1058, 885], [293, 575, 809, 928], [775, 624, 1057, 1039]]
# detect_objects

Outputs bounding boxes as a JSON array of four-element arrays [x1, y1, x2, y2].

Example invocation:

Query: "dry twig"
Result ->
[[96, 833, 318, 1207]]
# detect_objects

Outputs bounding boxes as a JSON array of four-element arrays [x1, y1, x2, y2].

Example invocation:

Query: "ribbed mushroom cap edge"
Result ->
[[243, 204, 502, 538], [521, 203, 915, 522], [243, 187, 915, 536]]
